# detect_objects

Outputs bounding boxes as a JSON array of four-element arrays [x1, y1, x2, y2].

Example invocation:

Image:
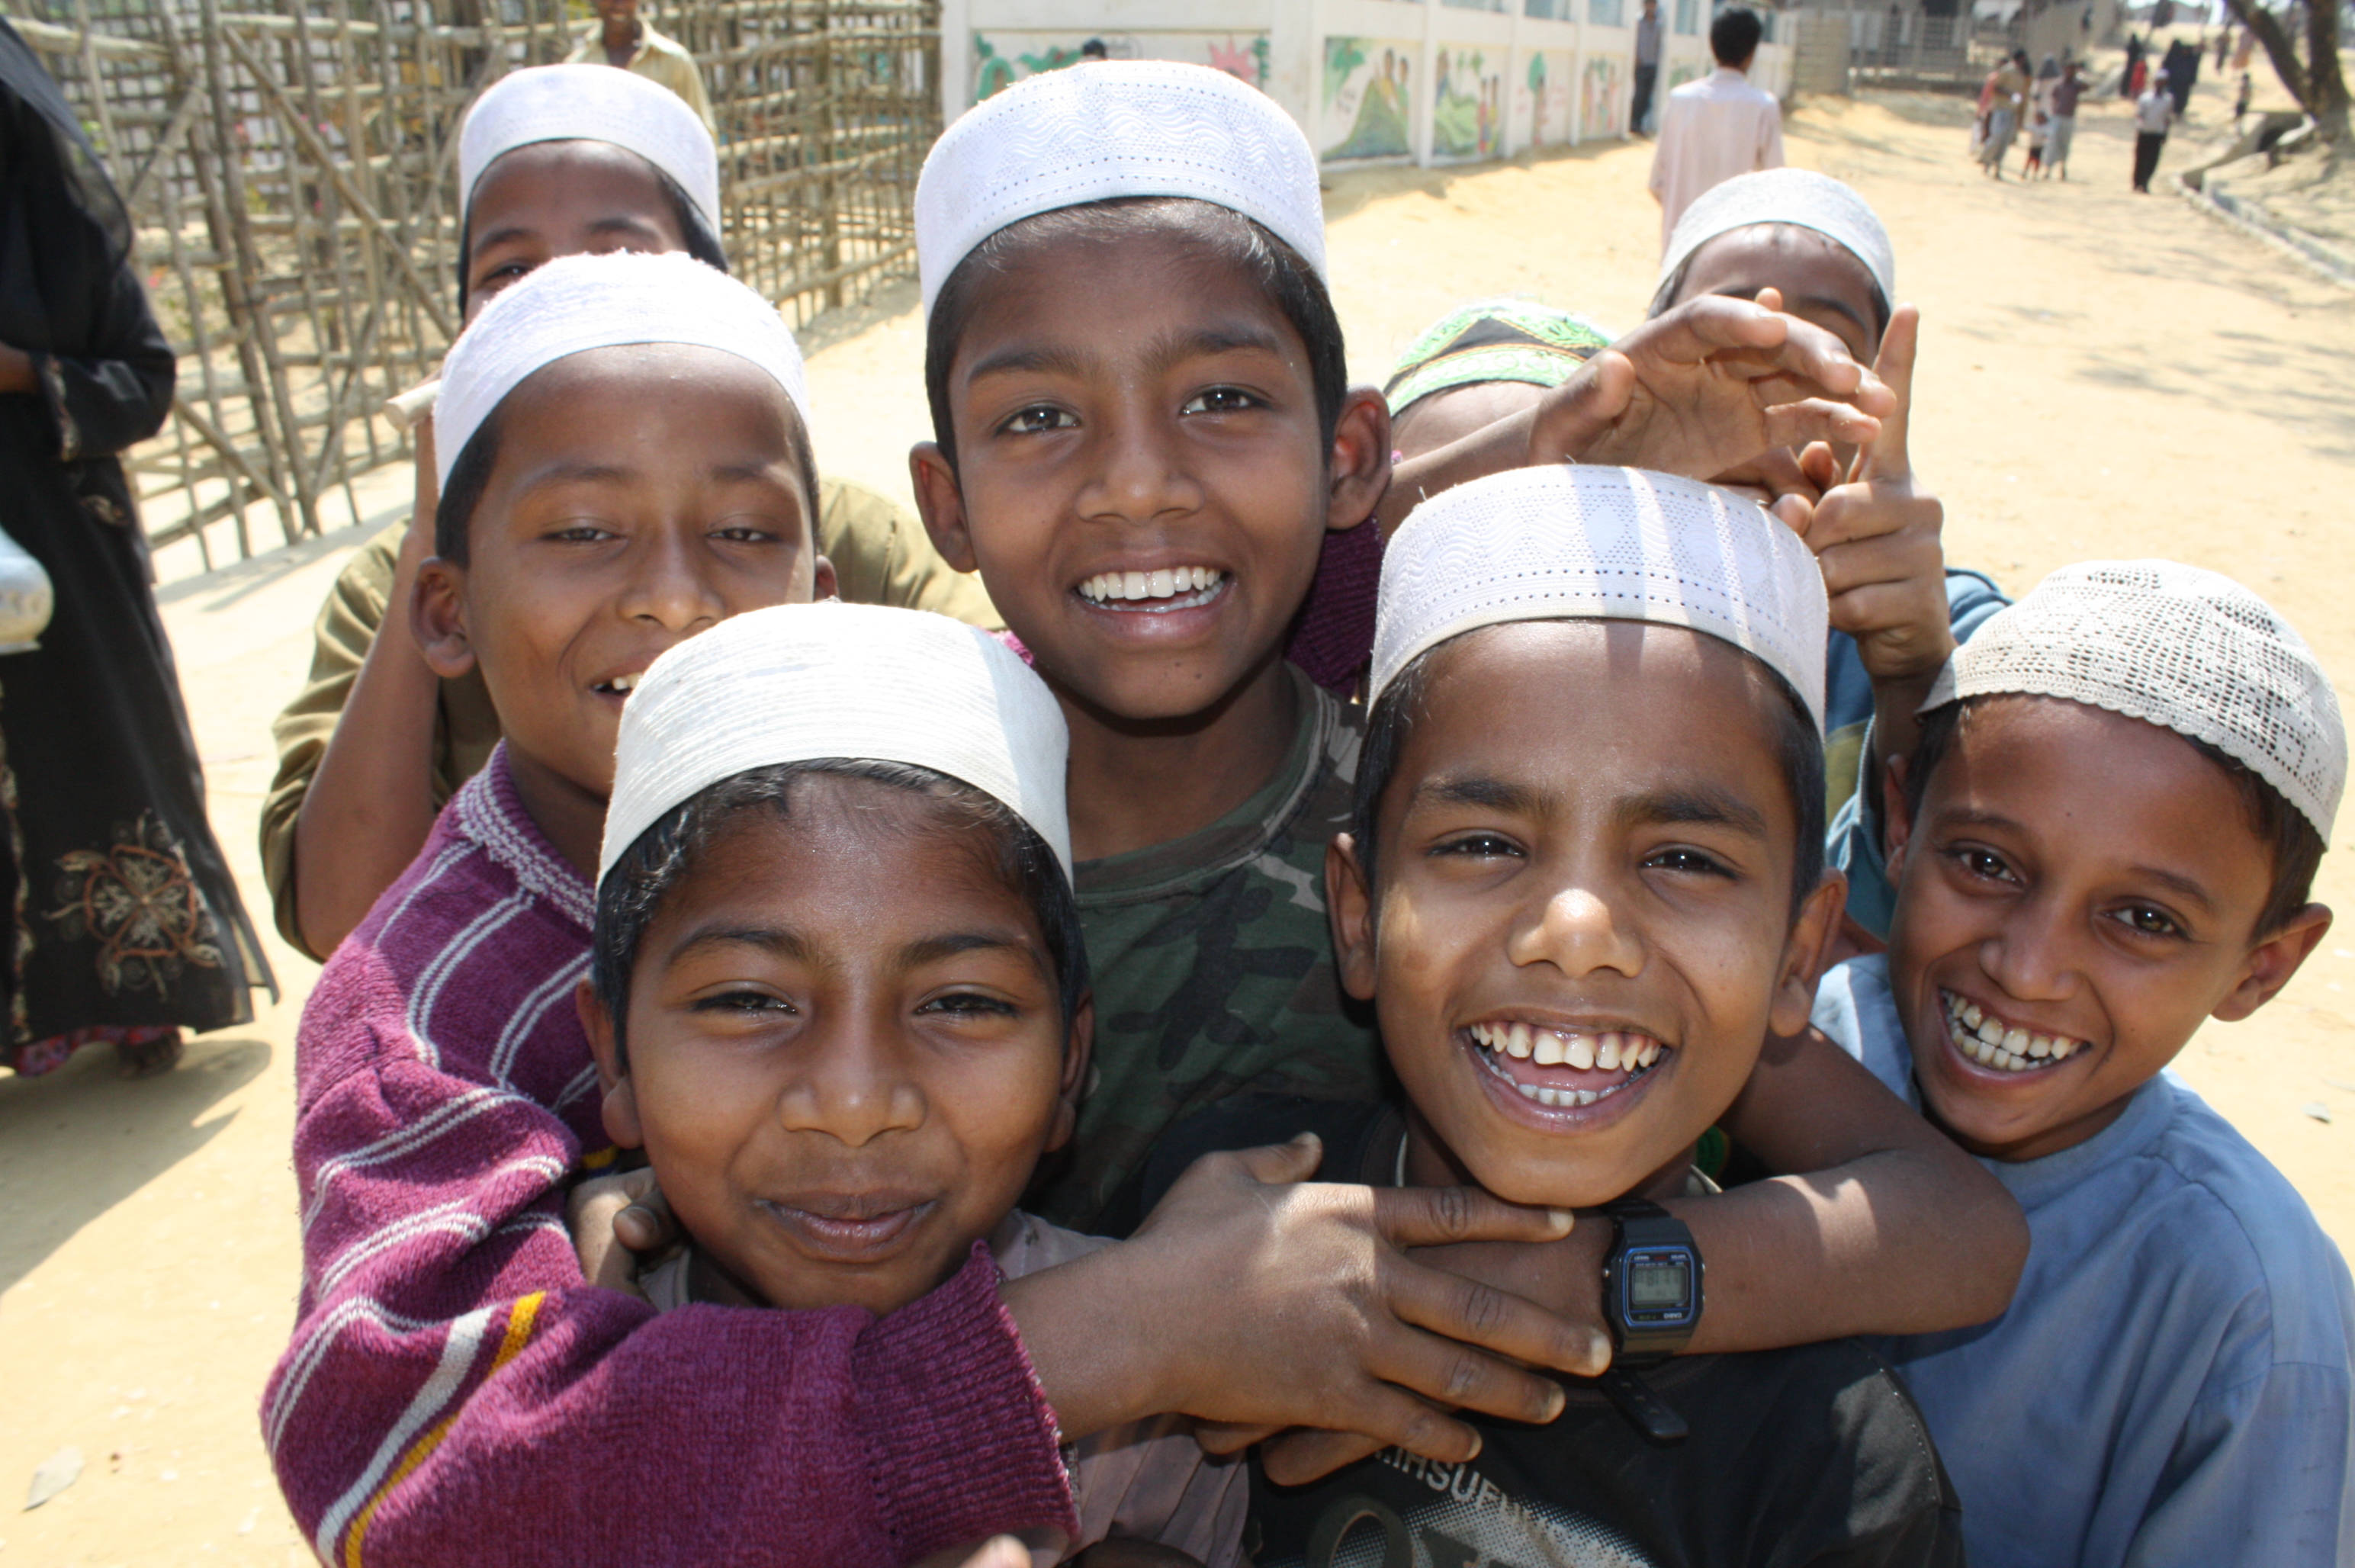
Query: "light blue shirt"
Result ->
[[1814, 955, 2355, 1568]]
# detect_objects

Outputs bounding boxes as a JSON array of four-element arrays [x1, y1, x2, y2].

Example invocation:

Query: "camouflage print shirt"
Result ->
[[1033, 667, 1389, 1233]]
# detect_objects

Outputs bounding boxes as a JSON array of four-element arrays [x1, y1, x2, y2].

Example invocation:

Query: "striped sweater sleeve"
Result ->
[[265, 939, 1076, 1566]]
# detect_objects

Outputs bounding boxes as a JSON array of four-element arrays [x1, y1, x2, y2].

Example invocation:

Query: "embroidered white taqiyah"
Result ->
[[914, 59, 1327, 316], [1370, 464, 1831, 730], [457, 63, 720, 230], [432, 250, 806, 488], [1923, 559, 2347, 840], [599, 602, 1074, 881], [1653, 167, 1897, 320]]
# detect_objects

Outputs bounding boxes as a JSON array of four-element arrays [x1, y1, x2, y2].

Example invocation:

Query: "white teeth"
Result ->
[[1596, 1035, 1622, 1072], [1576, 1090, 1598, 1107], [1537, 1087, 1561, 1107], [1976, 1017, 2005, 1046], [1944, 994, 2088, 1074], [1963, 1001, 1985, 1028], [1079, 567, 1225, 606], [1531, 1030, 1563, 1066], [1149, 568, 1173, 598], [1565, 1034, 1595, 1071], [1506, 1029, 1533, 1060], [2003, 1027, 2030, 1055], [2028, 1035, 2052, 1060]]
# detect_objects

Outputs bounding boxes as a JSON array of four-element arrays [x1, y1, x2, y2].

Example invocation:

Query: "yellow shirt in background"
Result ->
[[567, 20, 716, 133]]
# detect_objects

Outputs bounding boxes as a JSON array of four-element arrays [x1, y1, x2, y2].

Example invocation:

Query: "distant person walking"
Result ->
[[1633, 0, 1663, 134], [2122, 31, 2145, 97], [2164, 36, 2199, 116], [1647, 8, 1784, 251], [2132, 73, 2174, 191], [569, 0, 715, 133], [1978, 50, 2029, 177], [2046, 59, 2084, 178]]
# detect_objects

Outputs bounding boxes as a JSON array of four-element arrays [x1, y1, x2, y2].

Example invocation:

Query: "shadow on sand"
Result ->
[[0, 1033, 271, 1294]]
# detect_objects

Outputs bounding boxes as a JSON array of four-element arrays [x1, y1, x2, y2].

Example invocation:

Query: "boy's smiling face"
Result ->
[[584, 776, 1086, 1315], [1332, 621, 1840, 1208], [416, 344, 831, 871], [914, 214, 1383, 725], [1884, 696, 2329, 1162]]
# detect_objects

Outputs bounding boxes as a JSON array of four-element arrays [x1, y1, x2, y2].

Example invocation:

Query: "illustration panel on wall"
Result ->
[[1581, 53, 1626, 140], [1320, 36, 1415, 162], [1431, 46, 1504, 160], [972, 31, 1271, 101], [1512, 47, 1576, 148]]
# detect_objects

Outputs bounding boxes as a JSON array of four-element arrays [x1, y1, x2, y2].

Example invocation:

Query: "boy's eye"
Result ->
[[1001, 404, 1078, 435], [546, 519, 618, 544], [917, 991, 1019, 1020], [2108, 904, 2186, 940], [1949, 846, 2019, 885], [1181, 386, 1261, 416], [1642, 847, 1735, 879], [694, 988, 796, 1017], [708, 522, 781, 544], [1430, 831, 1524, 861]]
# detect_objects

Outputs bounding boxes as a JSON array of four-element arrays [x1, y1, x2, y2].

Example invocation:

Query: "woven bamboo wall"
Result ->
[[9, 0, 940, 567]]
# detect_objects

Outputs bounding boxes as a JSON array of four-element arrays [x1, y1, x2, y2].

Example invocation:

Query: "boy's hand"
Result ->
[[1785, 306, 1954, 759], [1006, 1134, 1602, 1462], [566, 1167, 676, 1298], [1531, 293, 1894, 480]]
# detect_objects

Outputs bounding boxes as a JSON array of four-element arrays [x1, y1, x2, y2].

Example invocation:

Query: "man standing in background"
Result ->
[[2132, 69, 2174, 191], [570, 0, 715, 133], [1647, 7, 1783, 250], [1632, 0, 1662, 135]]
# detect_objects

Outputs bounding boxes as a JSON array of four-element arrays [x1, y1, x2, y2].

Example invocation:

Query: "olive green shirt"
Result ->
[[1034, 668, 1390, 1232], [260, 477, 998, 956]]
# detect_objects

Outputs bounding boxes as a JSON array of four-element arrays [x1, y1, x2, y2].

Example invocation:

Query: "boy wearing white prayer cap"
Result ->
[[1144, 465, 1979, 1564], [1812, 561, 2355, 1568], [1650, 168, 2010, 935], [264, 62, 993, 962], [904, 59, 1902, 1243]]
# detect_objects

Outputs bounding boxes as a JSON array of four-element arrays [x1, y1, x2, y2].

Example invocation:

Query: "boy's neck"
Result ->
[[1054, 651, 1302, 865], [503, 747, 609, 885], [1402, 1105, 1698, 1205]]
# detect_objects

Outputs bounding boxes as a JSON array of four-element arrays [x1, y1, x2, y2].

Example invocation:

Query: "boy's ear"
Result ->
[[1043, 993, 1095, 1155], [576, 976, 644, 1150], [811, 551, 839, 603], [412, 555, 479, 680], [2214, 904, 2333, 1023], [1325, 387, 1394, 535], [1769, 871, 1851, 1037], [1880, 752, 1915, 883], [911, 442, 978, 572], [1327, 834, 1380, 1004]]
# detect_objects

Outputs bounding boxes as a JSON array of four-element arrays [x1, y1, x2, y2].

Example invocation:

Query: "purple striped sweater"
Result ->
[[263, 746, 1077, 1565]]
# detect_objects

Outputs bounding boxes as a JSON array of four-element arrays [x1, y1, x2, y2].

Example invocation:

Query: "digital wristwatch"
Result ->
[[1600, 1197, 1704, 1366]]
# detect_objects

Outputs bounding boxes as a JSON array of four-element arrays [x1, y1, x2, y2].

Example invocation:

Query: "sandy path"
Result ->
[[4, 67, 2350, 1563]]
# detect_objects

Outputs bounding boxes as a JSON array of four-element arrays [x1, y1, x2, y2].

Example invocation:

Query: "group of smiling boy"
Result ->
[[254, 58, 2353, 1568]]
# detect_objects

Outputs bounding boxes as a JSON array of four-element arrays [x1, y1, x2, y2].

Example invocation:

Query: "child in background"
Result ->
[[582, 600, 1244, 1564], [1185, 466, 1970, 1563], [2024, 103, 2049, 175], [271, 252, 1611, 1566], [263, 62, 991, 961], [1813, 561, 2355, 1566]]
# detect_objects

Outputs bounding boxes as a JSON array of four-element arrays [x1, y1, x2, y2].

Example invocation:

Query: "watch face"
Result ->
[[1629, 1258, 1690, 1309]]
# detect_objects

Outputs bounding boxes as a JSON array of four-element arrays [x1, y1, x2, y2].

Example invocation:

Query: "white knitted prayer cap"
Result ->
[[1923, 560, 2346, 840], [599, 602, 1072, 882], [434, 250, 807, 490], [1370, 466, 1830, 730], [914, 60, 1327, 318], [459, 63, 720, 232], [1652, 169, 1896, 321]]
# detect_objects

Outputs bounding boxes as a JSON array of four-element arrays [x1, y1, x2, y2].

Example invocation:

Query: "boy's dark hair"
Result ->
[[1351, 628, 1827, 919], [1711, 8, 1765, 65], [922, 197, 1348, 477], [1903, 698, 2325, 939], [455, 164, 727, 316], [591, 759, 1089, 1068], [432, 385, 821, 566]]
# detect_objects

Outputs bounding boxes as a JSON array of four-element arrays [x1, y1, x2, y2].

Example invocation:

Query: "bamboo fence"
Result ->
[[9, 0, 940, 567]]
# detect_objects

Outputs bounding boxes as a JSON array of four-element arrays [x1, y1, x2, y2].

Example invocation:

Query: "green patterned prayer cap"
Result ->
[[1383, 297, 1614, 417]]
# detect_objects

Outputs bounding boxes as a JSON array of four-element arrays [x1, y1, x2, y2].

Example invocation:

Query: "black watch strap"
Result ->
[[1602, 1197, 1704, 1366]]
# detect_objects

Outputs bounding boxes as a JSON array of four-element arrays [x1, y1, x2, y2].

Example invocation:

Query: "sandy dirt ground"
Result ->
[[5, 61, 2352, 1565]]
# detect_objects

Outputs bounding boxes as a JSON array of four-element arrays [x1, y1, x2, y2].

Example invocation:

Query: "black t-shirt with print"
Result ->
[[1139, 1098, 1966, 1568]]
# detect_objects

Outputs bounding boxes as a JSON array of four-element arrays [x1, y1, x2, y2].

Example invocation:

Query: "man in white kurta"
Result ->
[[1647, 8, 1785, 252]]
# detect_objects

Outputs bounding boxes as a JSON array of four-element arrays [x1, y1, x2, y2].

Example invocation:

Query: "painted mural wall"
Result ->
[[1429, 46, 1505, 160], [1512, 47, 1576, 148], [1319, 36, 1416, 162], [971, 30, 1272, 99], [1581, 51, 1626, 139]]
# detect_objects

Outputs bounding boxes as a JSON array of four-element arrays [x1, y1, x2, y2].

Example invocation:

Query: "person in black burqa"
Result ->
[[0, 20, 273, 1080]]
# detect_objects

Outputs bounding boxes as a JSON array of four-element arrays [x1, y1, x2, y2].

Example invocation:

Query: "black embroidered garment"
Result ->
[[0, 21, 271, 1067]]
